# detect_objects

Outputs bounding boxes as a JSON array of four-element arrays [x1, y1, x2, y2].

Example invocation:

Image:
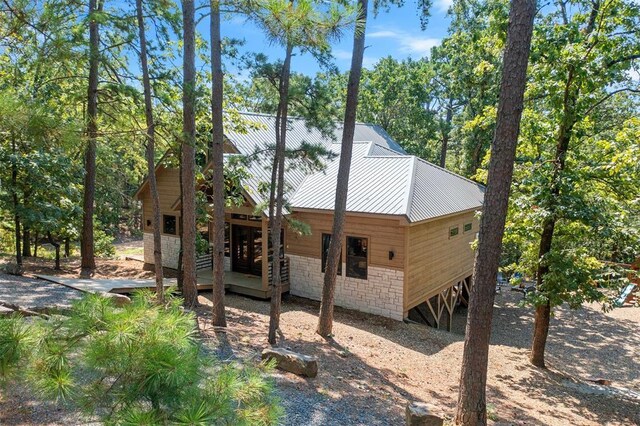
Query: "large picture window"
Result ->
[[321, 233, 341, 275], [163, 215, 177, 235], [346, 236, 367, 279]]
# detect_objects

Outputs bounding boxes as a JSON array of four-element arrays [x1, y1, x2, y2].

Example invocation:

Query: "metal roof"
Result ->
[[224, 113, 484, 223], [227, 112, 408, 156]]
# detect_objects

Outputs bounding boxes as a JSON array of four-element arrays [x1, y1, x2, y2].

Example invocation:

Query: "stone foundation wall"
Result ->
[[143, 232, 180, 269], [288, 254, 404, 320]]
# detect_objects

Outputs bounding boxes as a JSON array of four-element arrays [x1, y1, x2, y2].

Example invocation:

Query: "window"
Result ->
[[449, 226, 459, 238], [163, 215, 177, 235], [232, 214, 248, 220], [464, 223, 472, 233], [321, 234, 342, 275], [346, 236, 367, 279]]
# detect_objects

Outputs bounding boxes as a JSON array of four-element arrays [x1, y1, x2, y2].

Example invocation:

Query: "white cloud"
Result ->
[[434, 0, 454, 12], [367, 29, 441, 57]]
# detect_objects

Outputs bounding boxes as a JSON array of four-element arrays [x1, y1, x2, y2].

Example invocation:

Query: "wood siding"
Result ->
[[405, 210, 478, 311], [140, 166, 181, 235], [287, 211, 406, 271]]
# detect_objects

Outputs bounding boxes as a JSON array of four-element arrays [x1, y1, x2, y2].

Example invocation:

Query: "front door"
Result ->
[[231, 225, 262, 276]]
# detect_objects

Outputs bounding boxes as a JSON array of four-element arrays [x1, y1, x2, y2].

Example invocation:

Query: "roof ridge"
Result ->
[[238, 111, 376, 127], [403, 157, 418, 218], [413, 156, 485, 188]]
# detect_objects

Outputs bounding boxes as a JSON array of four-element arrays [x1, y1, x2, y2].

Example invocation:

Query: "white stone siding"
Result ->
[[288, 254, 404, 320], [143, 232, 180, 269]]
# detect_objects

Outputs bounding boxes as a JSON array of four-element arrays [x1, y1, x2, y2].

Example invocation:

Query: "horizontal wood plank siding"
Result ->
[[140, 166, 181, 234], [405, 211, 478, 310], [287, 211, 406, 271]]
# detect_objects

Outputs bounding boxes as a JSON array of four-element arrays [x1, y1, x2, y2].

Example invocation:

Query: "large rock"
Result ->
[[406, 402, 443, 426], [101, 292, 131, 307], [262, 347, 318, 378]]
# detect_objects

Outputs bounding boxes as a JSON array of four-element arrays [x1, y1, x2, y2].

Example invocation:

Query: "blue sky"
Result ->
[[217, 0, 454, 76]]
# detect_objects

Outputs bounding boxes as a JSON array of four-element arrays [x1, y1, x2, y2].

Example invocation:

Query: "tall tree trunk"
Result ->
[[11, 137, 22, 267], [181, 0, 198, 308], [64, 236, 70, 257], [22, 228, 31, 257], [439, 96, 453, 168], [529, 71, 578, 367], [81, 0, 102, 275], [34, 231, 39, 257], [268, 42, 293, 345], [454, 0, 536, 424], [316, 0, 368, 338], [210, 0, 226, 327], [136, 0, 164, 300]]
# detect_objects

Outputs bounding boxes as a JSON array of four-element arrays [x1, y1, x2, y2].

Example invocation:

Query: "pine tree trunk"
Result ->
[[181, 0, 198, 308], [268, 43, 293, 345], [210, 0, 226, 327], [22, 228, 31, 257], [34, 231, 39, 257], [64, 237, 70, 257], [136, 0, 164, 300], [48, 233, 61, 270], [439, 97, 453, 168], [81, 0, 102, 275], [317, 0, 368, 338], [11, 137, 22, 267], [454, 0, 536, 424]]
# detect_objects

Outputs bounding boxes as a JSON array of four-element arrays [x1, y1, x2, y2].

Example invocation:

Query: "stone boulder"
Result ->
[[101, 292, 131, 307], [262, 347, 318, 378], [406, 402, 443, 426]]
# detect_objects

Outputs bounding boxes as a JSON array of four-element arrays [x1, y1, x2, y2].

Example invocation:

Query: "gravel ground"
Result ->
[[0, 272, 83, 311]]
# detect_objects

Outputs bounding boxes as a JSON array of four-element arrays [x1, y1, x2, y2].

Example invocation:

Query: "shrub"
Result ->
[[0, 291, 282, 425]]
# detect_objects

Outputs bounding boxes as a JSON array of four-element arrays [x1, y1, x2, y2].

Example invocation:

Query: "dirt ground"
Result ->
[[1, 255, 638, 425], [196, 291, 640, 426]]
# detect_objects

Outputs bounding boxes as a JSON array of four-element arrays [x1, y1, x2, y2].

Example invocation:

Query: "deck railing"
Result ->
[[196, 253, 212, 270], [268, 256, 290, 286]]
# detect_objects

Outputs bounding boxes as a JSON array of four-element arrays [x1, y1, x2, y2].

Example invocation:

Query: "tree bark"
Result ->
[[136, 0, 164, 301], [439, 96, 453, 168], [210, 0, 226, 327], [64, 237, 70, 257], [454, 0, 536, 424], [181, 0, 198, 308], [317, 0, 368, 338], [11, 136, 22, 267], [34, 231, 39, 257], [268, 42, 293, 345], [529, 69, 578, 367], [81, 0, 102, 275], [22, 228, 31, 257]]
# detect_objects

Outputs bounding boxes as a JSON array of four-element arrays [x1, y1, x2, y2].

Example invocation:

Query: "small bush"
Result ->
[[94, 228, 116, 258], [0, 291, 282, 425]]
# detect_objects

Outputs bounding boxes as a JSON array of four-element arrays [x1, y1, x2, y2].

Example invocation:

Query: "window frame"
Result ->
[[449, 226, 459, 238], [345, 235, 368, 280], [163, 214, 177, 235], [463, 222, 473, 233], [321, 233, 342, 275]]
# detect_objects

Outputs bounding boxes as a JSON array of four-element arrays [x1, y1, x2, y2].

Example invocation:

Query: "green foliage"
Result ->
[[0, 292, 282, 425]]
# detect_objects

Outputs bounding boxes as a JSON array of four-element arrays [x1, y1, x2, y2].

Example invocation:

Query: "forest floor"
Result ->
[[0, 254, 638, 425]]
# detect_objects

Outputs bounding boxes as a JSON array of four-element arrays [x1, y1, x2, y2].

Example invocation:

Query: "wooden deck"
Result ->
[[196, 270, 289, 299], [35, 270, 288, 300]]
